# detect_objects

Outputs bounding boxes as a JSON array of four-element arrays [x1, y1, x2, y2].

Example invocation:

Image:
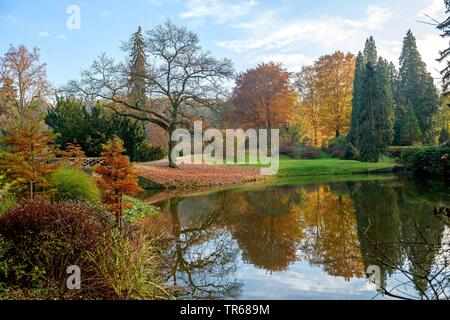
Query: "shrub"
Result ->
[[0, 193, 16, 215], [282, 142, 321, 159], [0, 201, 114, 298], [438, 128, 449, 144], [50, 166, 101, 203], [342, 143, 358, 160], [0, 175, 16, 214], [0, 200, 170, 299], [123, 195, 158, 223], [135, 143, 167, 162], [386, 146, 418, 160], [89, 231, 170, 299], [326, 136, 347, 158], [401, 145, 450, 177]]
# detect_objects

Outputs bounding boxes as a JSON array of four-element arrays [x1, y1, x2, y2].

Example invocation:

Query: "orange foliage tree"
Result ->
[[230, 62, 297, 130], [314, 51, 355, 138], [0, 110, 56, 199], [295, 52, 355, 146], [62, 140, 86, 168], [95, 137, 142, 223]]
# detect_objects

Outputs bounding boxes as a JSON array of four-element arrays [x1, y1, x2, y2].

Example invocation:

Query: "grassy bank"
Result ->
[[135, 155, 398, 190], [272, 156, 397, 178]]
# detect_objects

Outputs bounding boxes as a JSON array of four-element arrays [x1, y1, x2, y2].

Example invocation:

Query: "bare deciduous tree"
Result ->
[[67, 21, 234, 167], [0, 45, 51, 120]]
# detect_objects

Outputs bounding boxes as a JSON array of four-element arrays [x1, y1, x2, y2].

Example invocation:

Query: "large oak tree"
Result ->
[[67, 21, 234, 168]]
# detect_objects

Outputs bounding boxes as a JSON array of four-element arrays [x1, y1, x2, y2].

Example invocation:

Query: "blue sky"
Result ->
[[0, 0, 447, 86]]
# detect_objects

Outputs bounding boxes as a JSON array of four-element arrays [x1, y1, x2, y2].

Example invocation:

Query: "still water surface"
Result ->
[[150, 176, 449, 300]]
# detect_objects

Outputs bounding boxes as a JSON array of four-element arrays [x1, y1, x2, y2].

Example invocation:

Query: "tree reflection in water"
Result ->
[[160, 197, 243, 299], [153, 177, 449, 300]]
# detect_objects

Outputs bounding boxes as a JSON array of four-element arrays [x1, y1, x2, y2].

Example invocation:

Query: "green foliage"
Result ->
[[0, 193, 16, 215], [357, 40, 394, 162], [89, 230, 170, 300], [134, 143, 167, 162], [439, 128, 449, 144], [125, 26, 147, 109], [45, 97, 164, 162], [398, 30, 439, 143], [50, 166, 101, 203], [123, 195, 158, 222], [401, 145, 450, 177], [348, 52, 365, 145], [386, 146, 416, 159], [399, 104, 422, 146]]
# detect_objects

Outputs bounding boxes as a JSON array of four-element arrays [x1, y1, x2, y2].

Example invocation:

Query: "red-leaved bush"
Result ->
[[0, 200, 115, 297]]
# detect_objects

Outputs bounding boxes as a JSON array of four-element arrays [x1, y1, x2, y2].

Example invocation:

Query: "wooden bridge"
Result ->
[[45, 157, 105, 169]]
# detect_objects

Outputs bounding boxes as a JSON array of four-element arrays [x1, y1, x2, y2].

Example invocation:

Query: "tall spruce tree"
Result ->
[[124, 26, 147, 108], [389, 62, 406, 145], [348, 52, 364, 145], [354, 37, 394, 162], [376, 58, 395, 147], [122, 26, 149, 137], [398, 30, 438, 143], [437, 0, 450, 95], [399, 103, 422, 145]]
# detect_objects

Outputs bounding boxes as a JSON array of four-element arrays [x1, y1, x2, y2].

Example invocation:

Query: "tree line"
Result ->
[[1, 19, 450, 167]]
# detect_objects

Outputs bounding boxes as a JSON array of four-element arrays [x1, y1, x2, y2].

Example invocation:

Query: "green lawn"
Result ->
[[259, 156, 397, 178]]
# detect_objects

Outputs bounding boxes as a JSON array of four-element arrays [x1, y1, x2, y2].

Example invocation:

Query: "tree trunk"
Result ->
[[168, 126, 178, 168]]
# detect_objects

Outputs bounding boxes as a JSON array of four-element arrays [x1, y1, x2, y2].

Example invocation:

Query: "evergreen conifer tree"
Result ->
[[398, 30, 438, 143]]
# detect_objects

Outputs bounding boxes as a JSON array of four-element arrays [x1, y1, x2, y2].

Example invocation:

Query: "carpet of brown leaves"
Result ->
[[134, 163, 262, 189]]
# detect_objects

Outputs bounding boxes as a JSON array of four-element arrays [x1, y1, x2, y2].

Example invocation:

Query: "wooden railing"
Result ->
[[45, 157, 105, 169]]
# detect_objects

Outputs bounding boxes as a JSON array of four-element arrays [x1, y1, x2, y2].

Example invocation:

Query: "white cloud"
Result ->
[[362, 5, 394, 30], [57, 34, 67, 40], [6, 14, 17, 23], [418, 0, 446, 21], [100, 11, 111, 17], [248, 53, 313, 71], [38, 31, 49, 37], [180, 0, 258, 24], [417, 34, 447, 80], [216, 5, 393, 54]]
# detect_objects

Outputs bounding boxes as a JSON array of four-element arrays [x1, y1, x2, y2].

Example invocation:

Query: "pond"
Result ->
[[150, 176, 450, 300]]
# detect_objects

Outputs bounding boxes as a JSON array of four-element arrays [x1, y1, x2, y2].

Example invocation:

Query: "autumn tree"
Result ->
[[314, 51, 355, 138], [0, 110, 56, 199], [62, 140, 86, 168], [295, 65, 322, 146], [95, 137, 142, 224], [0, 45, 51, 119], [231, 62, 296, 131], [67, 21, 234, 168], [0, 76, 15, 129]]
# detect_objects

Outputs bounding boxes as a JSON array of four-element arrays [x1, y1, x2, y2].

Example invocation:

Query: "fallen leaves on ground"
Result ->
[[134, 163, 262, 189]]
